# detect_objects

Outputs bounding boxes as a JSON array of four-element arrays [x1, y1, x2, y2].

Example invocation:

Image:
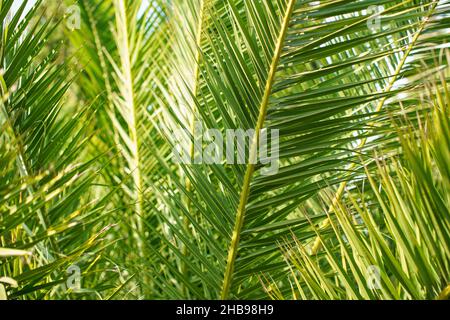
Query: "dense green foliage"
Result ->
[[0, 0, 449, 300]]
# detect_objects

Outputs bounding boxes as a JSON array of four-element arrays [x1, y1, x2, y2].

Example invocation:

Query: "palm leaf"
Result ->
[[150, 0, 450, 299]]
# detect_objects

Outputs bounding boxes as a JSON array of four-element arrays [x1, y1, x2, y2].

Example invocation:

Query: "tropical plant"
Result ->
[[0, 0, 449, 300], [0, 0, 117, 299], [267, 80, 450, 300]]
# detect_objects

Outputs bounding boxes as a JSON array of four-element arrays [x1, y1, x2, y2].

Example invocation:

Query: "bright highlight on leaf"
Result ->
[[0, 0, 449, 300], [0, 248, 31, 257]]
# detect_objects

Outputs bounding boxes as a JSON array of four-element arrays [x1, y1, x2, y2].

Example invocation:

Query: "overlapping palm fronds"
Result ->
[[147, 0, 450, 299], [1, 0, 449, 300], [1, 0, 113, 299], [273, 80, 450, 300]]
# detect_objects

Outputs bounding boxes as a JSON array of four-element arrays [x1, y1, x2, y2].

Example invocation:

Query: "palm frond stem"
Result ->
[[220, 0, 297, 300]]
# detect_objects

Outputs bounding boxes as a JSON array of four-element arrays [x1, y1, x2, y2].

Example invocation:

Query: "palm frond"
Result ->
[[276, 81, 450, 299], [0, 0, 113, 300], [149, 0, 450, 299]]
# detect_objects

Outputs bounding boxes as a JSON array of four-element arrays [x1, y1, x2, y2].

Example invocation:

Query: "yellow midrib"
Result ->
[[115, 0, 145, 255], [220, 0, 297, 300]]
